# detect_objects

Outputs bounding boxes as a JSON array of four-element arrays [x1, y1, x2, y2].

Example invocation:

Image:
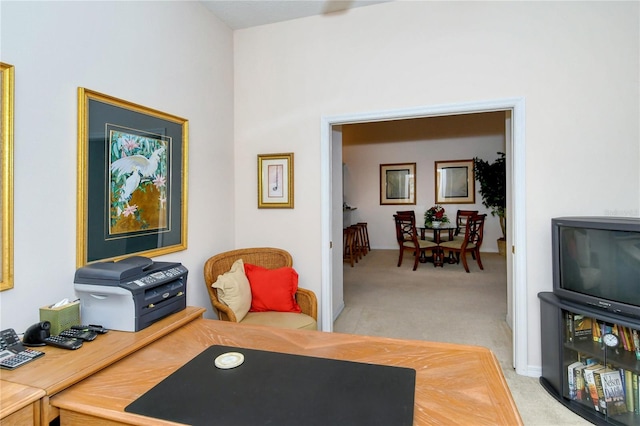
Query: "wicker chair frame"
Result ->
[[203, 247, 318, 322]]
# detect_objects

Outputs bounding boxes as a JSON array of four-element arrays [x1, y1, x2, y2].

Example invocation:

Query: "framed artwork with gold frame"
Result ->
[[258, 153, 294, 208], [380, 163, 416, 205], [435, 159, 475, 204], [77, 88, 188, 266], [0, 62, 14, 291]]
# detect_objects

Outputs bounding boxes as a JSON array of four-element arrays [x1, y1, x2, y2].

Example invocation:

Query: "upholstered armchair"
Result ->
[[203, 247, 318, 330]]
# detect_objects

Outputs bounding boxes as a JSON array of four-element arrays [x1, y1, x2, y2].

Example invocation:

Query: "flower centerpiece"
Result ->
[[424, 205, 449, 227]]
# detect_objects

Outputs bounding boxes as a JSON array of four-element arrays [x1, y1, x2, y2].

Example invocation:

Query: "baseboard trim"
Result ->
[[333, 301, 345, 322]]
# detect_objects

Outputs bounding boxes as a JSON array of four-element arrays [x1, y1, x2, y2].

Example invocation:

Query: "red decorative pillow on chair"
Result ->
[[244, 263, 302, 313]]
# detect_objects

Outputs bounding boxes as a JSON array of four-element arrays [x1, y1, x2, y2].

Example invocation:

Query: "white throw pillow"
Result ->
[[212, 258, 251, 321]]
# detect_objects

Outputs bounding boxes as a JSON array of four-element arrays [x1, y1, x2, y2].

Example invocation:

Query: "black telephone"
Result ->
[[23, 321, 83, 350], [0, 328, 44, 369]]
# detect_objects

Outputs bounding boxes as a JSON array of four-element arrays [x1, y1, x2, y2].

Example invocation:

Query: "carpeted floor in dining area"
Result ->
[[333, 249, 591, 425]]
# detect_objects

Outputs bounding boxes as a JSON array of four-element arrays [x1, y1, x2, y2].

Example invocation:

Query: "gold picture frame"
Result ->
[[0, 63, 14, 291], [77, 88, 189, 266], [380, 163, 416, 205], [258, 153, 294, 208], [435, 159, 475, 204]]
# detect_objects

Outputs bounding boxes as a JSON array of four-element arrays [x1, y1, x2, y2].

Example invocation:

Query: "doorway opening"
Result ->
[[320, 98, 530, 375]]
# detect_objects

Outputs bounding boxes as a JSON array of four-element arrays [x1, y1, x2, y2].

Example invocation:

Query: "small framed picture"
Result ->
[[380, 163, 416, 205], [435, 159, 475, 204], [258, 153, 294, 208]]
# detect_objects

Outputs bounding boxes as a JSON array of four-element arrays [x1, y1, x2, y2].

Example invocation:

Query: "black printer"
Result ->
[[74, 256, 188, 332]]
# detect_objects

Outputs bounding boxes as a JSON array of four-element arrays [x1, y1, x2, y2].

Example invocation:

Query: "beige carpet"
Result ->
[[333, 249, 591, 425]]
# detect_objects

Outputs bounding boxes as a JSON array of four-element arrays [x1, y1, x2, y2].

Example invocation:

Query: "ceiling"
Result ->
[[201, 0, 393, 30]]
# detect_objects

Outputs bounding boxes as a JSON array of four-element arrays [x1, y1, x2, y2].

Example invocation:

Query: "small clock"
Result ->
[[602, 333, 620, 348]]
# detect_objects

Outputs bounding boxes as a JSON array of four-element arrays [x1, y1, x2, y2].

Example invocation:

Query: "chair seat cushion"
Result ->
[[240, 311, 317, 330], [244, 264, 302, 313], [211, 259, 251, 322], [403, 240, 438, 249], [440, 240, 476, 250]]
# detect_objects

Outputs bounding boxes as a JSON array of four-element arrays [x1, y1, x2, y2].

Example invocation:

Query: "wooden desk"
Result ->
[[0, 306, 205, 425], [0, 381, 45, 425], [51, 319, 523, 425]]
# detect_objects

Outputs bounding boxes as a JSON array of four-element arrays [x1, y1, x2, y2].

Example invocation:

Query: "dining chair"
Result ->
[[440, 214, 487, 272], [395, 210, 416, 226], [453, 210, 479, 241], [394, 213, 438, 271], [397, 210, 434, 242]]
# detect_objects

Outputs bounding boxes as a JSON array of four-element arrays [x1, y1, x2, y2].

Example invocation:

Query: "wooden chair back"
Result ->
[[455, 210, 479, 237], [463, 214, 486, 249], [394, 212, 419, 246]]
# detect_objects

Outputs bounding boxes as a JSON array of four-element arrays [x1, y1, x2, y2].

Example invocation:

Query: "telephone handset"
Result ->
[[23, 321, 83, 350], [0, 328, 44, 369]]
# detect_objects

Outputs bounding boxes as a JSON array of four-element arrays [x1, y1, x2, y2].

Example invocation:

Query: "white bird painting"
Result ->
[[111, 147, 165, 202], [111, 147, 165, 179], [119, 166, 141, 202]]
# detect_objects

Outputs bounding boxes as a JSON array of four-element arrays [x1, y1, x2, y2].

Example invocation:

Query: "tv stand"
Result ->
[[539, 292, 640, 425]]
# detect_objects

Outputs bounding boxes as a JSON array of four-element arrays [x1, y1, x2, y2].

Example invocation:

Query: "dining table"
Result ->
[[418, 223, 457, 266]]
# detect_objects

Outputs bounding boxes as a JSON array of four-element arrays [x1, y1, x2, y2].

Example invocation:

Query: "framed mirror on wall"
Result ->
[[1, 62, 14, 291]]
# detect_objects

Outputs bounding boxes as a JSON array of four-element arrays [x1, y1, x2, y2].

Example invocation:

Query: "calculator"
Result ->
[[0, 328, 44, 369]]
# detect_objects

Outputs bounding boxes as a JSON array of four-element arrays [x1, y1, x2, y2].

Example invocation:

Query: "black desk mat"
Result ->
[[125, 345, 416, 425]]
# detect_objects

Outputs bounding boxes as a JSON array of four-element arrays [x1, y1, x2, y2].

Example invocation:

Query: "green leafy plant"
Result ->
[[474, 152, 506, 239]]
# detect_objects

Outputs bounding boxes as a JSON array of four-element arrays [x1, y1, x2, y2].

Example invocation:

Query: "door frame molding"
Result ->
[[320, 97, 529, 375]]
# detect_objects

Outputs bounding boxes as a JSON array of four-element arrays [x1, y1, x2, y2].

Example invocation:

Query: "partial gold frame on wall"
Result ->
[[0, 63, 14, 291]]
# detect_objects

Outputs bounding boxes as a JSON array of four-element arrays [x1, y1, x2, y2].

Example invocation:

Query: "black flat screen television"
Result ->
[[552, 216, 640, 319]]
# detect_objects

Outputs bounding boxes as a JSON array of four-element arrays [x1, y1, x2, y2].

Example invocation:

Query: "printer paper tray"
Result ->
[[142, 279, 185, 306], [138, 295, 186, 330]]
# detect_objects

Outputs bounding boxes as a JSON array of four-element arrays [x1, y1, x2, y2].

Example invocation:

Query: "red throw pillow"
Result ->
[[244, 263, 302, 313]]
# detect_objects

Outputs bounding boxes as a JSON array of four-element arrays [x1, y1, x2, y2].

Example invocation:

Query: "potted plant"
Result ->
[[424, 205, 450, 227], [473, 152, 506, 256]]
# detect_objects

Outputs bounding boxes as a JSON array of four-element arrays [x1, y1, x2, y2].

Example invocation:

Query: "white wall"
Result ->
[[0, 1, 235, 332], [342, 113, 506, 252], [1, 0, 638, 376], [233, 1, 639, 372]]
